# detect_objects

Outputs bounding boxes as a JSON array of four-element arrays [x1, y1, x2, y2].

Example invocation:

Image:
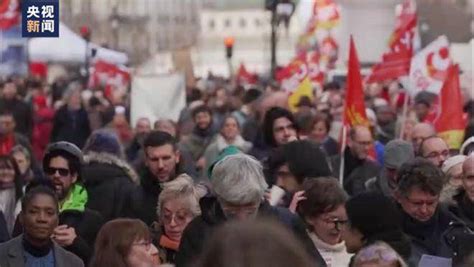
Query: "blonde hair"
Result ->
[[157, 174, 206, 218]]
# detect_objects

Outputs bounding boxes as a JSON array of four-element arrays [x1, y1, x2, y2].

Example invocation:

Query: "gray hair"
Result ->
[[10, 145, 31, 161], [211, 154, 268, 205], [157, 174, 206, 218]]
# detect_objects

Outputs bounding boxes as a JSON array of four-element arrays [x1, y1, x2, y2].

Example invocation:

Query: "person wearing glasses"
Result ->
[[176, 153, 327, 267], [152, 174, 206, 264], [331, 125, 381, 196], [341, 191, 411, 265], [296, 177, 352, 267], [394, 158, 471, 265], [418, 136, 450, 168], [90, 218, 160, 267], [14, 142, 105, 264]]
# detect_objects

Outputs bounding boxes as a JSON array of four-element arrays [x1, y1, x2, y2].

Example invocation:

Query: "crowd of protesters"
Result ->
[[0, 72, 473, 267]]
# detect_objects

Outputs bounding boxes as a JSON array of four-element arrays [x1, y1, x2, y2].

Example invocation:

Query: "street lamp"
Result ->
[[80, 25, 91, 86], [265, 0, 295, 79]]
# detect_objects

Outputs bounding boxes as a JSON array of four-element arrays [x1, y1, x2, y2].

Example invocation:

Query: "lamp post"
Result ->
[[266, 0, 295, 79], [224, 36, 235, 78], [80, 25, 91, 86]]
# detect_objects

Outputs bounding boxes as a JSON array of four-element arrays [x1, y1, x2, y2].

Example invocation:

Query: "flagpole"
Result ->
[[339, 125, 347, 186], [399, 93, 410, 139]]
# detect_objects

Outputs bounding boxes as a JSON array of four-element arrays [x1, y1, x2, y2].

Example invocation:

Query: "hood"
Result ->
[[83, 152, 140, 184]]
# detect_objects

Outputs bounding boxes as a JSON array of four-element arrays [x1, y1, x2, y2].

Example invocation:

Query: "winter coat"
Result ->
[[179, 127, 215, 162], [12, 184, 104, 265], [0, 211, 10, 243], [0, 235, 84, 267], [131, 168, 165, 226], [331, 149, 381, 196], [51, 105, 91, 149], [399, 204, 472, 266], [0, 98, 33, 138], [448, 189, 474, 230], [175, 196, 327, 267], [82, 152, 140, 221]]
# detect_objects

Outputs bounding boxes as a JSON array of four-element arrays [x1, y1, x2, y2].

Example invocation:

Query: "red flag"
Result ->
[[344, 37, 369, 127], [29, 62, 48, 79], [433, 64, 465, 149], [0, 0, 19, 30], [89, 60, 130, 98], [236, 63, 257, 85], [366, 0, 417, 83]]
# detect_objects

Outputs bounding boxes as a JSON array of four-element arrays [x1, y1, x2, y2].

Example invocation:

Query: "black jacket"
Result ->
[[400, 204, 472, 266], [0, 98, 32, 138], [448, 189, 474, 231], [82, 152, 140, 221], [0, 211, 9, 243], [59, 208, 104, 265], [131, 168, 164, 226], [51, 105, 91, 149], [175, 196, 326, 267], [331, 149, 381, 196]]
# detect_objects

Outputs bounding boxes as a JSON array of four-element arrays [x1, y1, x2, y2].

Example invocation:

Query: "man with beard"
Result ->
[[14, 142, 104, 264], [133, 131, 188, 225], [179, 105, 215, 172]]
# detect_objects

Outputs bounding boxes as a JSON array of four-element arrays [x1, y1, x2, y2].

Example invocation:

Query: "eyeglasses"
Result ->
[[160, 211, 192, 225], [44, 167, 70, 176], [319, 217, 349, 231], [423, 150, 449, 159], [132, 240, 152, 250]]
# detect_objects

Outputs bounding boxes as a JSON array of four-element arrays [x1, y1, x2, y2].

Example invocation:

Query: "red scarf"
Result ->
[[159, 235, 179, 251], [0, 134, 14, 156]]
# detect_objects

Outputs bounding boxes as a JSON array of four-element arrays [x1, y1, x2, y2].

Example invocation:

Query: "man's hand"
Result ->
[[52, 225, 77, 247]]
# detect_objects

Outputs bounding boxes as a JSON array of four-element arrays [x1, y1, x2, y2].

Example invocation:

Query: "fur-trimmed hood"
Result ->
[[83, 152, 140, 184]]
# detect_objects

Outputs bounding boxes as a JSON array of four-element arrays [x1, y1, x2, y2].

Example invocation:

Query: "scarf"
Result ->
[[23, 236, 53, 257], [59, 184, 88, 213], [159, 235, 180, 251]]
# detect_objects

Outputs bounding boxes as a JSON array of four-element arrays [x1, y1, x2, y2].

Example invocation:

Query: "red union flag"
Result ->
[[344, 37, 369, 127], [433, 64, 465, 149], [0, 0, 19, 30], [90, 60, 130, 98], [366, 0, 417, 83], [276, 54, 314, 112], [236, 63, 257, 85], [408, 35, 451, 97], [313, 0, 341, 30]]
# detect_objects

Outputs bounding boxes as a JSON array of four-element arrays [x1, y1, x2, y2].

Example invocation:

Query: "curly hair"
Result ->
[[396, 158, 446, 197]]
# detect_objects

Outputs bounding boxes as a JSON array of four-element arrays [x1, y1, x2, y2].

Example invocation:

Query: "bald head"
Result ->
[[411, 123, 436, 152], [462, 155, 474, 201], [349, 125, 373, 160]]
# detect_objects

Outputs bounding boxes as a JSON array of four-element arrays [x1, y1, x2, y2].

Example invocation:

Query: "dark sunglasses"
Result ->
[[45, 167, 70, 176]]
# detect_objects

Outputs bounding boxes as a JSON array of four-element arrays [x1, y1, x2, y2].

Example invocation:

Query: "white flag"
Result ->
[[408, 35, 451, 97]]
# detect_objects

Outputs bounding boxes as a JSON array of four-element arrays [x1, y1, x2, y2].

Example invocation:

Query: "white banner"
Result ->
[[131, 73, 186, 126], [408, 35, 451, 97]]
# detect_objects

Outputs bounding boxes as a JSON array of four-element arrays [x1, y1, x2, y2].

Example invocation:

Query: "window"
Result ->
[[239, 18, 246, 28], [208, 19, 215, 30], [224, 19, 231, 28]]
